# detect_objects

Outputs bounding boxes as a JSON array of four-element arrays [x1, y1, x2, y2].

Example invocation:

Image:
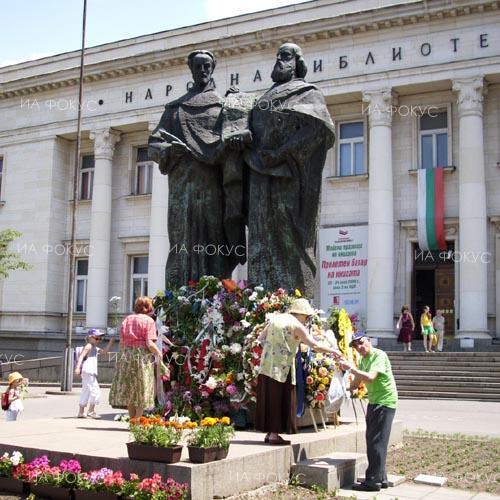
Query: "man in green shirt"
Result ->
[[339, 332, 398, 492]]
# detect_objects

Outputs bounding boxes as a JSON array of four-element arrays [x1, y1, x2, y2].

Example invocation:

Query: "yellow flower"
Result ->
[[315, 353, 324, 361], [322, 377, 330, 385], [318, 384, 326, 391], [294, 289, 302, 297], [220, 416, 231, 425]]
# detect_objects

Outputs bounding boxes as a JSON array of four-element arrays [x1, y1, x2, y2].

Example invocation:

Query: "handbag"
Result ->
[[431, 332, 438, 347], [1, 391, 10, 411]]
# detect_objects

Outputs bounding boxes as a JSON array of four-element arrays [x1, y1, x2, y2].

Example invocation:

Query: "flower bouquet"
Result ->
[[186, 416, 234, 462], [127, 416, 191, 463], [0, 451, 27, 494], [74, 468, 125, 500]]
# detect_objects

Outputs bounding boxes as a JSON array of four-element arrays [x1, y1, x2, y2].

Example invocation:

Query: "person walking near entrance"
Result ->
[[420, 306, 434, 352], [339, 333, 398, 492], [433, 310, 446, 352], [396, 305, 415, 352]]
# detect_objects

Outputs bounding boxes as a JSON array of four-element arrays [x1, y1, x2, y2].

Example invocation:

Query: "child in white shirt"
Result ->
[[74, 329, 114, 418]]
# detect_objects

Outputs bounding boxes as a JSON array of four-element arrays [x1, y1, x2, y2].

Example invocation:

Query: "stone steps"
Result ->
[[397, 390, 500, 401], [387, 352, 500, 401], [291, 452, 368, 490], [395, 376, 500, 387], [396, 379, 500, 389]]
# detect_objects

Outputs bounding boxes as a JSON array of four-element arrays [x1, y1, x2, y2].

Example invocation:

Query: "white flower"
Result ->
[[169, 415, 191, 424], [230, 342, 242, 355], [237, 373, 244, 381], [221, 344, 230, 352], [11, 451, 23, 466], [205, 376, 217, 390], [2, 452, 8, 459], [255, 285, 264, 293], [241, 319, 251, 328], [249, 292, 258, 302]]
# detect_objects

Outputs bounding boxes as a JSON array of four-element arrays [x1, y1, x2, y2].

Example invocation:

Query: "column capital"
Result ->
[[89, 128, 121, 160], [362, 88, 398, 127], [452, 76, 486, 118]]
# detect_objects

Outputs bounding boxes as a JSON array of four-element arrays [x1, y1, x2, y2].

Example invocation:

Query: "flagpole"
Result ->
[[61, 0, 88, 392]]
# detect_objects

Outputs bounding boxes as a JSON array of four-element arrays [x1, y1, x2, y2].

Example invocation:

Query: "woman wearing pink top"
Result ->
[[109, 296, 162, 418]]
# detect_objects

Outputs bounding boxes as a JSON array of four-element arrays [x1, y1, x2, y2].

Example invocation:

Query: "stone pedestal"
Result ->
[[86, 129, 120, 328], [452, 78, 490, 339], [363, 89, 396, 338]]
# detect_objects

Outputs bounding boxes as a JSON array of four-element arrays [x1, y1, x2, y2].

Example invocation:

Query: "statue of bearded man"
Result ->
[[242, 43, 335, 296]]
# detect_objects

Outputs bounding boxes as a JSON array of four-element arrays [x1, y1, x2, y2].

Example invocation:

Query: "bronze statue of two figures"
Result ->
[[148, 43, 335, 296]]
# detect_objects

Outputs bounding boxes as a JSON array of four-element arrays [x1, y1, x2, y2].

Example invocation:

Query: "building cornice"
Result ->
[[0, 0, 498, 100]]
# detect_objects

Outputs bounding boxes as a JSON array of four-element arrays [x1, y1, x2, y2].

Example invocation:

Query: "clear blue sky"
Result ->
[[0, 0, 310, 67]]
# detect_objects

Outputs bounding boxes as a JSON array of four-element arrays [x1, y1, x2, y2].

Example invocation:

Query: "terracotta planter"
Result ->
[[187, 446, 218, 463], [74, 489, 119, 500], [126, 442, 183, 463], [215, 447, 229, 460], [0, 476, 29, 494], [30, 484, 72, 499]]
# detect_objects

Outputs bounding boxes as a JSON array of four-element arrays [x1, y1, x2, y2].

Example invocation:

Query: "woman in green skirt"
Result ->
[[109, 296, 163, 418]]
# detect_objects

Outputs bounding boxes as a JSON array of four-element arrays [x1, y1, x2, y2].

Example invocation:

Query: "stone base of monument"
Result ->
[[0, 417, 402, 500]]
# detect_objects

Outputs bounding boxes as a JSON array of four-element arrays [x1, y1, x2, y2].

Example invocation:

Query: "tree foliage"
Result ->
[[0, 229, 31, 279]]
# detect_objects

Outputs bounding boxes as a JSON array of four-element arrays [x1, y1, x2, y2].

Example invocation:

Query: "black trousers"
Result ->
[[364, 404, 396, 485]]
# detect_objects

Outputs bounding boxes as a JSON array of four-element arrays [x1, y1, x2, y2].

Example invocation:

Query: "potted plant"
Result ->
[[121, 473, 188, 500], [0, 451, 28, 494], [74, 468, 125, 500], [108, 296, 121, 335], [127, 416, 185, 463], [186, 416, 234, 463], [29, 456, 80, 500]]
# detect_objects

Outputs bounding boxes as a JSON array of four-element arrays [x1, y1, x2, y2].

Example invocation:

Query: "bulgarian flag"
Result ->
[[417, 167, 447, 251]]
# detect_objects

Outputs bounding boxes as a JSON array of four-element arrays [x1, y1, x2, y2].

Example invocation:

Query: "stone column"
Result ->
[[452, 77, 490, 338], [362, 89, 396, 338], [86, 128, 120, 328], [148, 121, 170, 296], [493, 218, 500, 339]]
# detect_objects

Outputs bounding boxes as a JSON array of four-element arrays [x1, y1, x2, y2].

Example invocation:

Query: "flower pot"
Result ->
[[126, 442, 183, 463], [215, 447, 229, 460], [0, 477, 29, 494], [187, 446, 218, 463], [30, 484, 72, 499], [74, 489, 119, 500]]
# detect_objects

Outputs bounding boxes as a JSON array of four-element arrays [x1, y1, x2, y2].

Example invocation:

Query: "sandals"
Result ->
[[86, 412, 101, 419]]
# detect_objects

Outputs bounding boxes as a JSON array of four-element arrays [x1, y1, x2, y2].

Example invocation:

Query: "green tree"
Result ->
[[0, 229, 31, 278]]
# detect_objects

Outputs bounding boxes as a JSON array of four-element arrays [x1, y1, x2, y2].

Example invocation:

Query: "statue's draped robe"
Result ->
[[244, 79, 335, 295], [148, 88, 238, 286]]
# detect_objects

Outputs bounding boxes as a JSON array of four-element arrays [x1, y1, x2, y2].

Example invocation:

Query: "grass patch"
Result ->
[[387, 429, 500, 494]]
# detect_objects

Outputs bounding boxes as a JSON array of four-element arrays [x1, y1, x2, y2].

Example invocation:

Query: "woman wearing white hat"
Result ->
[[255, 298, 340, 445]]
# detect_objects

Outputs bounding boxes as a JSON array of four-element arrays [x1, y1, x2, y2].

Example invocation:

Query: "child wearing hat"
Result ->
[[4, 372, 29, 421], [74, 329, 114, 418]]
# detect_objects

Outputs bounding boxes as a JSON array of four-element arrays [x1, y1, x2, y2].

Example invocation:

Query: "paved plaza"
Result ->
[[0, 387, 498, 499]]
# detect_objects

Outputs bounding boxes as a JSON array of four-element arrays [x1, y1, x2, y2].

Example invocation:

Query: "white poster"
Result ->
[[319, 225, 368, 327]]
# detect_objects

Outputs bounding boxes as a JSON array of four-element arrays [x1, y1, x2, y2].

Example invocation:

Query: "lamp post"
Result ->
[[61, 0, 88, 392]]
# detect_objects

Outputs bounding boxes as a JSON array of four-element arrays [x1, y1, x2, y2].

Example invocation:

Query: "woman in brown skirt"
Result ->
[[255, 298, 340, 445]]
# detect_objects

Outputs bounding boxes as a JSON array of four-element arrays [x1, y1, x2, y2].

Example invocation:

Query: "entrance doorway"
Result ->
[[412, 244, 455, 337]]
